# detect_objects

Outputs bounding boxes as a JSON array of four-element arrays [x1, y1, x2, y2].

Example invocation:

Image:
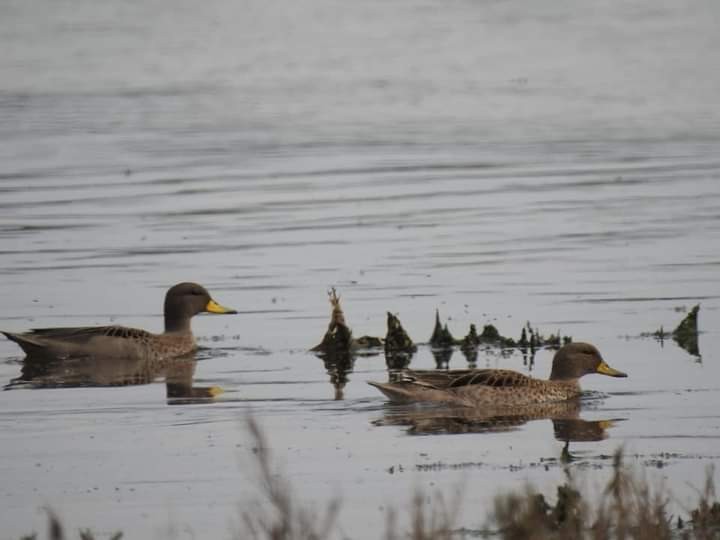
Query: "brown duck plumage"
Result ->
[[368, 342, 627, 407], [1, 282, 237, 362]]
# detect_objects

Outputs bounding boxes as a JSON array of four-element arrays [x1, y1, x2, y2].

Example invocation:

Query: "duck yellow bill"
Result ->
[[596, 361, 627, 378], [207, 385, 225, 397], [205, 299, 238, 314]]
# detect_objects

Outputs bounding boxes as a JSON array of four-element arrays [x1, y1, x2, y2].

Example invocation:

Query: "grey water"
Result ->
[[2, 0, 720, 537]]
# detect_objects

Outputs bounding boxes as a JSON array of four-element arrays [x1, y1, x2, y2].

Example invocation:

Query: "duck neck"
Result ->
[[164, 314, 192, 334], [549, 367, 580, 382], [548, 377, 581, 392]]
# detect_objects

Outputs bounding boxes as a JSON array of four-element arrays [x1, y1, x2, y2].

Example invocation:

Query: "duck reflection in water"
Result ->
[[373, 399, 622, 445], [371, 342, 627, 454], [5, 352, 225, 404], [1, 282, 237, 402]]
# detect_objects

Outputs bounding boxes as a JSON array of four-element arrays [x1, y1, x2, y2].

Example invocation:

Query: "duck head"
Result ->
[[164, 282, 237, 332], [549, 342, 627, 381]]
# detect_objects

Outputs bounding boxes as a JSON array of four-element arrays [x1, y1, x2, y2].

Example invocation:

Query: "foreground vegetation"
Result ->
[[21, 420, 720, 539], [489, 451, 720, 540]]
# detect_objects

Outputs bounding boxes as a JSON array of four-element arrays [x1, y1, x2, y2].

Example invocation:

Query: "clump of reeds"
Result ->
[[19, 508, 122, 540], [238, 416, 459, 540], [236, 418, 470, 540], [311, 288, 354, 355], [644, 304, 700, 357], [383, 490, 463, 540], [239, 417, 341, 540], [672, 304, 700, 357], [237, 422, 720, 540], [489, 449, 720, 540]]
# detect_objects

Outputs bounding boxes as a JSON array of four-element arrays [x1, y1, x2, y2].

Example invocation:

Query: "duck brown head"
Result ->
[[164, 282, 237, 333], [549, 342, 627, 381]]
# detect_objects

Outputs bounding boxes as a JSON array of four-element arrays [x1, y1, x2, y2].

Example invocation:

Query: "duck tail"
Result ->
[[1, 331, 51, 357], [367, 381, 420, 403]]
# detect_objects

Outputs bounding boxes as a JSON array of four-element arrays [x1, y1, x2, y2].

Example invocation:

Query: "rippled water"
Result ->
[[2, 0, 720, 537]]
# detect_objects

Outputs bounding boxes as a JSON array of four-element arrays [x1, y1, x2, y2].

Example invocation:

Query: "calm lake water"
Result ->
[[2, 0, 720, 537]]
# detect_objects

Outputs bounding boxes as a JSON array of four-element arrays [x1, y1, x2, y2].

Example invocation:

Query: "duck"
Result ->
[[368, 342, 626, 407], [1, 282, 237, 362]]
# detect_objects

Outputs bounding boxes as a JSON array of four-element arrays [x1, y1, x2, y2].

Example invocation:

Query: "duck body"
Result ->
[[369, 369, 580, 407], [368, 342, 626, 407], [2, 326, 196, 362], [1, 282, 237, 362]]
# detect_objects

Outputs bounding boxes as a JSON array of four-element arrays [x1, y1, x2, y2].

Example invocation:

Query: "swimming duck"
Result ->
[[1, 282, 237, 361], [368, 342, 626, 407]]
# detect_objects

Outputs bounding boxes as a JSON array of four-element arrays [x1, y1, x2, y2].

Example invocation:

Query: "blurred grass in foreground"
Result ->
[[20, 418, 720, 540]]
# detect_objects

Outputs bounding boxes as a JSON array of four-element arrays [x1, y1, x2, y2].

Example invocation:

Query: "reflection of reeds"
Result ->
[[20, 427, 720, 540]]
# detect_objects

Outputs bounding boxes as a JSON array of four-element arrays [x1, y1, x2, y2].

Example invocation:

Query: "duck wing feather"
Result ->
[[406, 368, 531, 389], [23, 326, 153, 342]]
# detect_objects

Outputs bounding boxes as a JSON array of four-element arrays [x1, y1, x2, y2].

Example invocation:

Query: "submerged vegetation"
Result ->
[[312, 289, 572, 361], [430, 309, 456, 349], [311, 290, 576, 393], [310, 288, 354, 356], [672, 304, 700, 357], [384, 311, 417, 356], [644, 304, 701, 358]]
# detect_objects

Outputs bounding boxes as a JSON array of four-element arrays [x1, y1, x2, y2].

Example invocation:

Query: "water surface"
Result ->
[[2, 0, 720, 537]]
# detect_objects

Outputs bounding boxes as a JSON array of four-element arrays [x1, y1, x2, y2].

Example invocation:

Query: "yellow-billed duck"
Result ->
[[2, 282, 237, 361], [368, 342, 626, 407]]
